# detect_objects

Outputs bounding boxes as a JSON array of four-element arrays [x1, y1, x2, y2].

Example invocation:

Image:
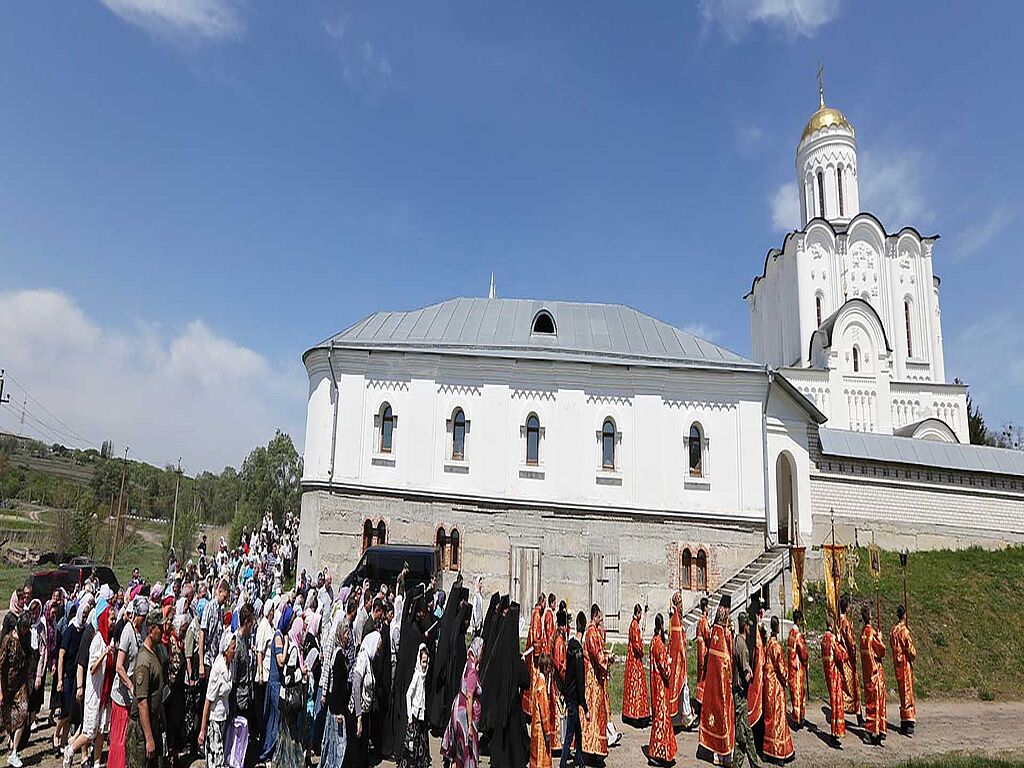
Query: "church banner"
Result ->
[[821, 544, 846, 623], [790, 546, 806, 614]]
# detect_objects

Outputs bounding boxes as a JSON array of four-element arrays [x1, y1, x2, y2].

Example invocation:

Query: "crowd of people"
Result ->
[[0, 514, 919, 768]]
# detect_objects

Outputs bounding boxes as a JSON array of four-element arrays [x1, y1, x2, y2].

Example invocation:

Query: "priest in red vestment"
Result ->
[[762, 616, 794, 763], [529, 654, 554, 768], [695, 597, 711, 708], [542, 594, 556, 653], [667, 591, 694, 729], [622, 604, 651, 727], [550, 609, 568, 756], [821, 614, 847, 748], [838, 595, 861, 722], [890, 605, 917, 735], [647, 614, 676, 766], [859, 606, 887, 745], [697, 604, 734, 762], [524, 594, 546, 714], [786, 608, 808, 729], [746, 606, 765, 729], [582, 605, 610, 760]]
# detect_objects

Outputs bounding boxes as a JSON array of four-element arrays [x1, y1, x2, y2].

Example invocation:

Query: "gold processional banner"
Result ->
[[821, 544, 846, 623], [790, 546, 806, 614], [868, 543, 882, 580]]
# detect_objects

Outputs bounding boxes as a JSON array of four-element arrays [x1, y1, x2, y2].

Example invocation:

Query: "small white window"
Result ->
[[532, 310, 556, 334], [852, 346, 861, 373], [602, 418, 616, 470], [379, 403, 394, 453], [688, 423, 705, 477]]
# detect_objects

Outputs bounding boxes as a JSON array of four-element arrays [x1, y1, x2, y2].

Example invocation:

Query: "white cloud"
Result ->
[[324, 13, 392, 104], [858, 146, 933, 229], [0, 289, 304, 472], [770, 182, 800, 232], [98, 0, 244, 42], [699, 0, 841, 39], [682, 323, 721, 342], [954, 204, 1017, 263]]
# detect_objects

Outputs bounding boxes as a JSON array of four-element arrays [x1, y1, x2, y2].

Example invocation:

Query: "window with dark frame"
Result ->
[[682, 548, 692, 590], [526, 414, 540, 465], [362, 519, 373, 552], [450, 528, 460, 569], [817, 170, 826, 217], [602, 419, 616, 470], [688, 424, 703, 477], [837, 166, 845, 217], [816, 294, 824, 327], [380, 404, 394, 453], [852, 346, 861, 372], [375, 519, 387, 546], [905, 300, 914, 358], [696, 549, 708, 591], [452, 408, 466, 460]]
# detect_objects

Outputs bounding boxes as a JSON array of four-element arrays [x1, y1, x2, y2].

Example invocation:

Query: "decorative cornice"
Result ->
[[511, 388, 556, 402], [366, 378, 409, 392], [437, 383, 482, 397]]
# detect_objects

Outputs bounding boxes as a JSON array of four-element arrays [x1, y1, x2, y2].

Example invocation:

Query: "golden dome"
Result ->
[[801, 103, 854, 142]]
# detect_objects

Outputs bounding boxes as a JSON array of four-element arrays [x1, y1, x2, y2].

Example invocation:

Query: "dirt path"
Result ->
[[20, 699, 1024, 767]]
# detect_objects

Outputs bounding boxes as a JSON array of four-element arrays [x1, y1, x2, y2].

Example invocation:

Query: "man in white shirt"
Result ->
[[470, 576, 485, 636]]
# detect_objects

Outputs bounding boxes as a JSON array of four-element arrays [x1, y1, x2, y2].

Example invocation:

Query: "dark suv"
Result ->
[[29, 560, 121, 600], [342, 544, 441, 595]]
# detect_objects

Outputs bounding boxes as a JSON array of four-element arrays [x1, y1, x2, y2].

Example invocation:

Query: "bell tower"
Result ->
[[796, 64, 859, 227]]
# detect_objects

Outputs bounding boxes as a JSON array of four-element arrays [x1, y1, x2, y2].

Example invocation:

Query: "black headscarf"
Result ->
[[479, 592, 503, 675], [382, 585, 426, 757], [479, 601, 529, 768]]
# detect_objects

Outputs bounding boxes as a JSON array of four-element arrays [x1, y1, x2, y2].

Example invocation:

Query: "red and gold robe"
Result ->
[[747, 625, 764, 726], [821, 629, 847, 738], [890, 621, 917, 724], [552, 628, 567, 691], [786, 625, 807, 724], [839, 613, 861, 715], [582, 622, 609, 757], [762, 636, 794, 762], [523, 604, 544, 714], [860, 623, 887, 737], [622, 615, 651, 723], [695, 613, 711, 704], [698, 622, 734, 757], [667, 607, 687, 717], [542, 606, 556, 655], [647, 632, 676, 762], [529, 671, 554, 768]]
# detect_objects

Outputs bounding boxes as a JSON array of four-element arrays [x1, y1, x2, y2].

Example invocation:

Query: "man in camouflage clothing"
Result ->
[[127, 609, 165, 768], [732, 612, 762, 768]]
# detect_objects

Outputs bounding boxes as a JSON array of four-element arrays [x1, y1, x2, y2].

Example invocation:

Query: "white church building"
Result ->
[[298, 86, 1024, 629]]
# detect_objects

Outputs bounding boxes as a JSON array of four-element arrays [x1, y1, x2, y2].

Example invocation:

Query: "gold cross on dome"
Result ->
[[817, 60, 825, 107]]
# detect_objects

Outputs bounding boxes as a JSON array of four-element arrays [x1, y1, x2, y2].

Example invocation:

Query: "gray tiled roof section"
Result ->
[[819, 427, 1024, 477], [317, 298, 758, 370]]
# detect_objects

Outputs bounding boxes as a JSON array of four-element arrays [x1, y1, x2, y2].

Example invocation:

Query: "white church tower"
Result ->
[[747, 69, 969, 443], [797, 67, 860, 227]]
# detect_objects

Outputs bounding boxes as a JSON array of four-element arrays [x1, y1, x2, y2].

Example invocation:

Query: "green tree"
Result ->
[[231, 431, 301, 544], [956, 379, 994, 446]]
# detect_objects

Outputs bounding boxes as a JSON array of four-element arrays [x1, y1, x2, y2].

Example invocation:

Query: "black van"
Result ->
[[342, 544, 441, 594]]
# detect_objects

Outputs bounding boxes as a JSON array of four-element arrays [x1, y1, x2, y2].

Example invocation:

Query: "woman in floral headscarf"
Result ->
[[441, 636, 484, 768]]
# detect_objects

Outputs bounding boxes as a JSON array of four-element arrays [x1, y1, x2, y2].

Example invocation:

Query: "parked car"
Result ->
[[342, 544, 441, 594], [28, 560, 121, 601]]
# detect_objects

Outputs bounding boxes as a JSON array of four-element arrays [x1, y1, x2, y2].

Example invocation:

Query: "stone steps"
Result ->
[[682, 545, 789, 635]]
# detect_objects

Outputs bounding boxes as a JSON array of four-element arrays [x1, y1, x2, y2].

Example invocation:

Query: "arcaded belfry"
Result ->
[[298, 79, 1024, 635]]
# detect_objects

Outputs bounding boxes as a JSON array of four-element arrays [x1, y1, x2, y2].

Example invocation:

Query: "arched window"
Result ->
[[526, 414, 540, 465], [452, 408, 466, 460], [450, 528, 460, 570], [696, 549, 708, 591], [852, 346, 861, 373], [601, 418, 616, 470], [837, 166, 845, 217], [532, 310, 556, 334], [379, 403, 394, 453], [375, 520, 387, 546], [681, 548, 693, 590], [436, 527, 448, 569], [815, 294, 824, 327], [362, 519, 373, 552], [816, 170, 826, 217], [904, 300, 914, 358], [688, 423, 704, 478]]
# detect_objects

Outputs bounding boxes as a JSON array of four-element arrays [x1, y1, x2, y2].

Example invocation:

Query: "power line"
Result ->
[[0, 371, 99, 447]]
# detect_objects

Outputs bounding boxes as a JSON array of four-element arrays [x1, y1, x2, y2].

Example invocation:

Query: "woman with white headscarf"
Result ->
[[350, 630, 381, 768], [398, 643, 430, 768], [199, 630, 236, 768]]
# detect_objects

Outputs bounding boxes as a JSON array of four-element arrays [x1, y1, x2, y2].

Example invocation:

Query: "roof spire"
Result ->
[[817, 60, 825, 108], [488, 271, 496, 300]]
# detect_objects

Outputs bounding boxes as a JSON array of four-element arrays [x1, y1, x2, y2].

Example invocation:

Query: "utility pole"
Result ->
[[110, 446, 129, 567], [18, 399, 26, 437], [170, 458, 182, 555]]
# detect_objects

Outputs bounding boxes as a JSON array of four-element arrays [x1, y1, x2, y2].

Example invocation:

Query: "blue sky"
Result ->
[[0, 1, 1021, 470]]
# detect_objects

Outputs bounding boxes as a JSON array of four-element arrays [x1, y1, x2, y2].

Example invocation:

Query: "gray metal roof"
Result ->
[[819, 427, 1024, 478], [310, 297, 759, 371]]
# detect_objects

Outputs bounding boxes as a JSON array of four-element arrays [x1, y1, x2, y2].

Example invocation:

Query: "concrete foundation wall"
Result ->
[[299, 487, 765, 635]]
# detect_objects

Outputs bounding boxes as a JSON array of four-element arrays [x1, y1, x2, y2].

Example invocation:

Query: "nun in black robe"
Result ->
[[479, 601, 529, 768], [368, 613, 391, 763], [428, 581, 469, 735], [382, 587, 428, 758]]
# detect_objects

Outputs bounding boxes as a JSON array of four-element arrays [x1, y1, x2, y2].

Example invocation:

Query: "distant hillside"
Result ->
[[8, 454, 94, 485]]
